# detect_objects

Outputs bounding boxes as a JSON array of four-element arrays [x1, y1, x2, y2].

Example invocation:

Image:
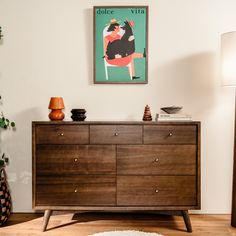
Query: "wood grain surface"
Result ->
[[1, 213, 234, 236], [32, 121, 201, 232], [36, 145, 116, 175], [144, 125, 197, 144], [36, 125, 89, 144], [117, 145, 196, 175], [117, 176, 196, 206], [90, 125, 143, 144]]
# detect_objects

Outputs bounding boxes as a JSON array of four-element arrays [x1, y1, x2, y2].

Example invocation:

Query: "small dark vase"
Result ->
[[71, 109, 86, 121]]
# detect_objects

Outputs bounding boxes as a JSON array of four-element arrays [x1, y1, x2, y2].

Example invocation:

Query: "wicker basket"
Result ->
[[0, 168, 11, 226]]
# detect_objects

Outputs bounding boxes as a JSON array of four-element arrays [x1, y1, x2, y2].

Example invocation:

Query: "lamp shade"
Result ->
[[221, 31, 236, 87], [48, 97, 65, 109]]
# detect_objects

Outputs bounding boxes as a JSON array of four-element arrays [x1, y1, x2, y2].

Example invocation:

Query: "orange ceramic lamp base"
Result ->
[[49, 109, 65, 121]]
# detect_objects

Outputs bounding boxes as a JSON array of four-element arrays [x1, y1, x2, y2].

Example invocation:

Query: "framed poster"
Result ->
[[93, 6, 148, 84]]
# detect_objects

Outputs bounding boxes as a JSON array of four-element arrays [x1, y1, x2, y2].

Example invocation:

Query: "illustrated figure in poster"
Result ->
[[103, 18, 146, 80]]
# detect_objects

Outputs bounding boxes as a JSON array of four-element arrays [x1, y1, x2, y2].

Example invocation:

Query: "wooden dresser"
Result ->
[[32, 121, 200, 232]]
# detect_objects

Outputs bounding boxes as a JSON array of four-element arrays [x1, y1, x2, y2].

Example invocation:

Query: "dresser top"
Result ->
[[32, 121, 200, 125]]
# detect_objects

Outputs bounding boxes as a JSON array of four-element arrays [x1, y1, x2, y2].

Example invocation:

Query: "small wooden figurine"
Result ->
[[143, 105, 152, 121]]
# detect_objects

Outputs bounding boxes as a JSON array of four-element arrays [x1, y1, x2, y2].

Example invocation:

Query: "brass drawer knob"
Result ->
[[58, 133, 64, 136], [74, 188, 78, 193], [155, 158, 159, 162], [114, 133, 119, 136], [168, 132, 173, 137], [155, 189, 159, 193], [74, 158, 78, 162]]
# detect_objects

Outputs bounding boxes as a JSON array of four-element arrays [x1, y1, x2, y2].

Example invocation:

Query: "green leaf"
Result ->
[[0, 112, 16, 130], [0, 159, 4, 167]]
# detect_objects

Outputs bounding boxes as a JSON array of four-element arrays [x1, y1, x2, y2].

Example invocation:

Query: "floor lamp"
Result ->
[[221, 31, 236, 227]]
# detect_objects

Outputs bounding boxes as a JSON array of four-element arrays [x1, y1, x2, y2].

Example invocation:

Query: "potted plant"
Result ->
[[0, 95, 15, 226]]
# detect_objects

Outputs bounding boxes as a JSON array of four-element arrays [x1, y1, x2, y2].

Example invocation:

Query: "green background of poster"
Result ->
[[94, 7, 147, 83]]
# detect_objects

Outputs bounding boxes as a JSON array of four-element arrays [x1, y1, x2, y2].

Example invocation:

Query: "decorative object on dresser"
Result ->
[[160, 106, 182, 114], [156, 113, 192, 122], [48, 97, 65, 121], [143, 105, 152, 121], [71, 109, 86, 121], [221, 31, 236, 227], [32, 121, 201, 232]]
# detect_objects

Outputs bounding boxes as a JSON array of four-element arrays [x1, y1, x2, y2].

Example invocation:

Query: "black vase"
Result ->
[[71, 109, 86, 121], [0, 168, 11, 226]]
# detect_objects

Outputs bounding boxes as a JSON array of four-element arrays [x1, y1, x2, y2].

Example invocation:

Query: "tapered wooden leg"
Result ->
[[182, 210, 192, 233], [42, 210, 52, 232]]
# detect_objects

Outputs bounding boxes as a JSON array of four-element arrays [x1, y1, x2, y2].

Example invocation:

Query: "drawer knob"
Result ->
[[74, 158, 78, 162], [58, 133, 64, 136], [74, 188, 78, 193], [155, 189, 159, 193], [168, 132, 173, 137], [114, 132, 119, 136], [155, 158, 159, 162]]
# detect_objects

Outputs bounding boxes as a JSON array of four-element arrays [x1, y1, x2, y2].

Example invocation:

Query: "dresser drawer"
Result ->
[[90, 125, 142, 144], [36, 175, 116, 206], [36, 125, 89, 144], [117, 145, 196, 175], [117, 176, 196, 206], [144, 125, 197, 144], [36, 145, 116, 175]]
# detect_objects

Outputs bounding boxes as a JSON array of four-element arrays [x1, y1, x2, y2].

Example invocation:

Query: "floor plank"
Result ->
[[0, 212, 236, 236]]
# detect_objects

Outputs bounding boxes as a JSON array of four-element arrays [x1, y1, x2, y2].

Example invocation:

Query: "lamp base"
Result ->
[[49, 109, 65, 121]]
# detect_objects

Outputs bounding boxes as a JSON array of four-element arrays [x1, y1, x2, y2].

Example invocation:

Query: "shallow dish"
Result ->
[[160, 106, 182, 114]]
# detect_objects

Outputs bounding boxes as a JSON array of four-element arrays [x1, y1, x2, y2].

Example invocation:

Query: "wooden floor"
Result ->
[[0, 212, 236, 236]]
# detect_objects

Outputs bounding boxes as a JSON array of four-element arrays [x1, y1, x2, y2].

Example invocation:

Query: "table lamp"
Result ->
[[221, 31, 236, 227], [48, 97, 65, 121]]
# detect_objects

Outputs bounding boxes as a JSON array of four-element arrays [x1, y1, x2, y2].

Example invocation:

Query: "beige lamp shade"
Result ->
[[221, 31, 236, 87]]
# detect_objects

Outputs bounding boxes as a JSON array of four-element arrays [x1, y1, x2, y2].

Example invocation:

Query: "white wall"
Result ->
[[0, 0, 236, 213]]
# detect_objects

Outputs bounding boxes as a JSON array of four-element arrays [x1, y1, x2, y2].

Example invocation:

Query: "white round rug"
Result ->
[[90, 230, 163, 236]]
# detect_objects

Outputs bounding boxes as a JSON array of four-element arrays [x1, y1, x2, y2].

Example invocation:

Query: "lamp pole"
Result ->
[[232, 93, 236, 226]]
